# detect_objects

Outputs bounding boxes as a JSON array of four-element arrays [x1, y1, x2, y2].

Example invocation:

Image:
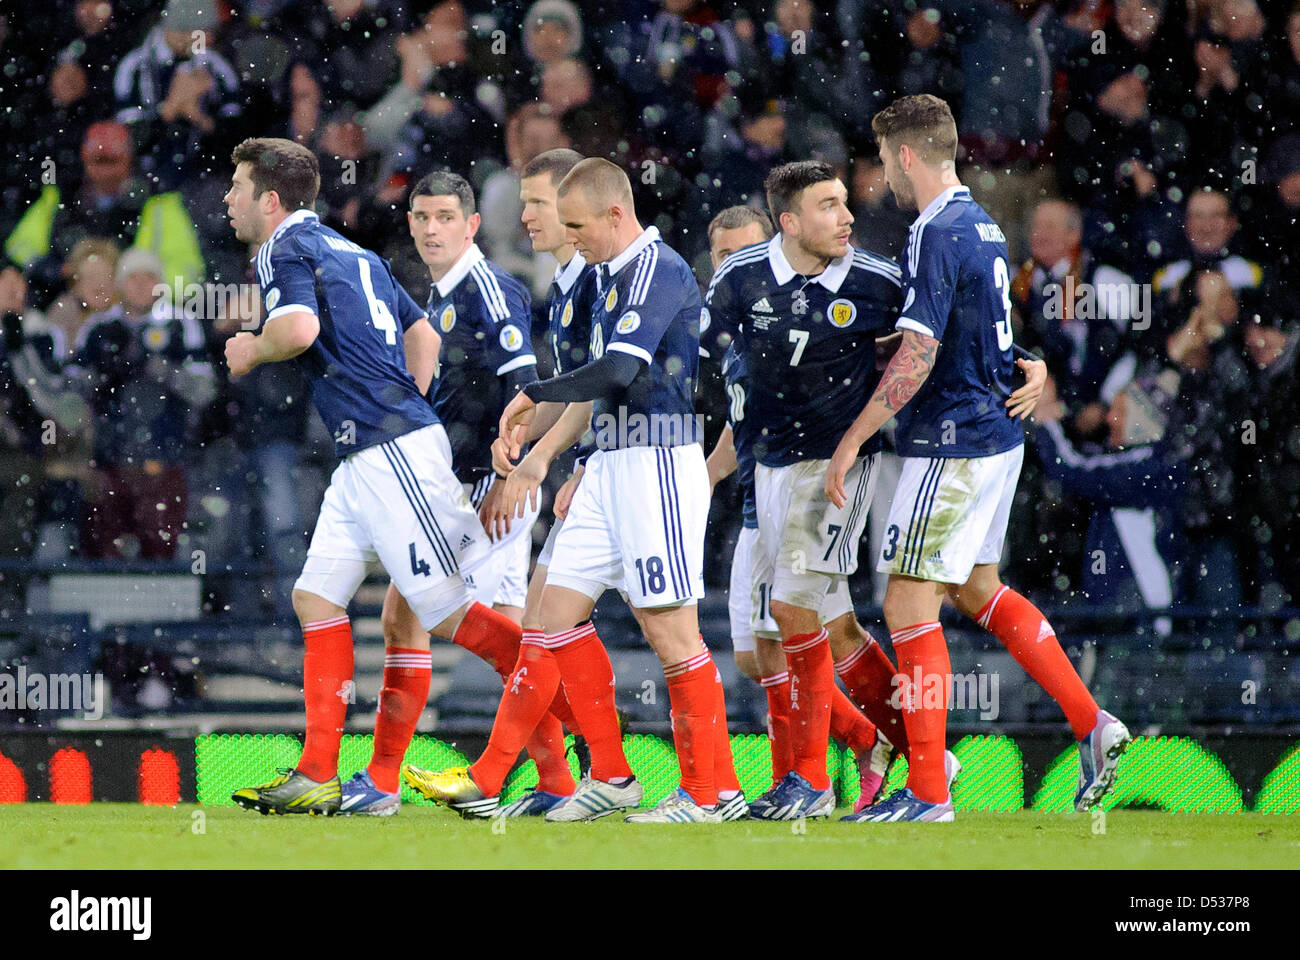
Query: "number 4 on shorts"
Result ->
[[409, 542, 431, 577]]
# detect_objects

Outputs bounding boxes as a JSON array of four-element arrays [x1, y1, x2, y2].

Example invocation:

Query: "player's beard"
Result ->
[[889, 175, 918, 212], [797, 233, 849, 263]]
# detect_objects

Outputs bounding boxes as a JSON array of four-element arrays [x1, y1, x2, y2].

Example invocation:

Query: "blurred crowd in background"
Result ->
[[0, 0, 1297, 622]]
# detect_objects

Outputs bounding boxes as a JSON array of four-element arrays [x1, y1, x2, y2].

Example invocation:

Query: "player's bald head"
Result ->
[[557, 158, 635, 213]]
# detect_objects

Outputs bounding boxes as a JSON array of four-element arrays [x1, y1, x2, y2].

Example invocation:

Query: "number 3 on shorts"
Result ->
[[881, 524, 900, 562]]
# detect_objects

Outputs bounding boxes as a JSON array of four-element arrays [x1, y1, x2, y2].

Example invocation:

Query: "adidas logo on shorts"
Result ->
[[460, 534, 475, 549]]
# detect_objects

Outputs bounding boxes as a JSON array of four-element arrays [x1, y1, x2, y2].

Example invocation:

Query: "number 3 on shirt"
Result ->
[[992, 256, 1014, 352]]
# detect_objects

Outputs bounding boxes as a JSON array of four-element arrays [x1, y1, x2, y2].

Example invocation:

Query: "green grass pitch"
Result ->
[[2, 804, 1297, 869]]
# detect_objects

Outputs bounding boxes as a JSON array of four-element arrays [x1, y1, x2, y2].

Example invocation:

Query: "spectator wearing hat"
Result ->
[[73, 247, 215, 561], [495, 0, 585, 111], [4, 120, 205, 310], [113, 0, 243, 192]]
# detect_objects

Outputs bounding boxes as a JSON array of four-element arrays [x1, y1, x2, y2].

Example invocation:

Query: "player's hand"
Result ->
[[499, 391, 536, 459], [554, 464, 584, 520], [824, 437, 859, 509], [1006, 357, 1047, 420], [478, 475, 510, 541], [1029, 374, 1064, 424], [500, 450, 547, 521], [490, 436, 518, 477], [224, 332, 260, 377]]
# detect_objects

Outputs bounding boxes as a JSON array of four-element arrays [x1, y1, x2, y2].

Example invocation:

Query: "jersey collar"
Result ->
[[913, 185, 971, 226], [554, 252, 588, 294], [767, 234, 853, 293], [267, 208, 319, 245], [604, 226, 661, 278], [434, 242, 486, 298]]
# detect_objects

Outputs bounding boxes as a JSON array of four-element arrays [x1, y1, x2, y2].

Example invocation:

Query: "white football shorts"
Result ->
[[730, 523, 855, 653], [753, 453, 878, 612], [294, 423, 489, 630], [877, 444, 1024, 584], [460, 473, 539, 609], [546, 444, 707, 608]]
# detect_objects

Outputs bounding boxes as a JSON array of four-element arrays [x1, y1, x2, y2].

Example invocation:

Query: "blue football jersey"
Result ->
[[588, 226, 702, 449], [894, 186, 1024, 458], [548, 252, 596, 375], [704, 234, 901, 466], [721, 344, 757, 529], [254, 210, 434, 459], [425, 244, 536, 480]]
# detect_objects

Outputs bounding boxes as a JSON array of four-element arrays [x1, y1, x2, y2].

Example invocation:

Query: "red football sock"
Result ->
[[759, 671, 793, 783], [835, 637, 910, 757], [891, 622, 950, 804], [551, 622, 632, 781], [977, 586, 1099, 739], [664, 649, 718, 807], [453, 601, 521, 680], [782, 628, 834, 790], [469, 638, 560, 797], [705, 646, 740, 794], [297, 615, 354, 782], [830, 685, 877, 756], [367, 647, 431, 793], [525, 710, 575, 796]]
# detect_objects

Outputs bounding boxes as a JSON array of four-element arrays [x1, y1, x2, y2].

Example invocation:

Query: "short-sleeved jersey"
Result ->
[[704, 234, 901, 466], [425, 243, 536, 480], [893, 186, 1023, 458], [548, 252, 597, 375], [588, 226, 703, 450], [255, 210, 433, 459], [721, 344, 757, 529]]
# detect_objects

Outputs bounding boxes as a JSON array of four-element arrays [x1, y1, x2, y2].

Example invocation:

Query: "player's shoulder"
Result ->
[[467, 255, 528, 321], [908, 190, 1003, 269], [622, 234, 696, 307], [709, 239, 771, 289], [848, 245, 903, 288]]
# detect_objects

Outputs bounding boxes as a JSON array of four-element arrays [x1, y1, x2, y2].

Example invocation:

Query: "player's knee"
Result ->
[[770, 599, 816, 637], [733, 650, 760, 681], [881, 590, 913, 631], [292, 589, 342, 627]]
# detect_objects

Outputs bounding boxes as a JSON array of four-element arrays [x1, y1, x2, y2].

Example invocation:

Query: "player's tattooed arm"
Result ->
[[877, 330, 939, 414], [824, 329, 939, 507]]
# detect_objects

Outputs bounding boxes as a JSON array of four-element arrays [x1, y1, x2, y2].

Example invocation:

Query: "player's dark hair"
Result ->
[[410, 170, 476, 216], [764, 161, 838, 222], [707, 205, 774, 244], [871, 94, 959, 166], [230, 137, 321, 212], [521, 148, 585, 187]]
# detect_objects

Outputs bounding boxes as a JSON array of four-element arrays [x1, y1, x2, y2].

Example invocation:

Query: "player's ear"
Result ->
[[467, 211, 482, 237]]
